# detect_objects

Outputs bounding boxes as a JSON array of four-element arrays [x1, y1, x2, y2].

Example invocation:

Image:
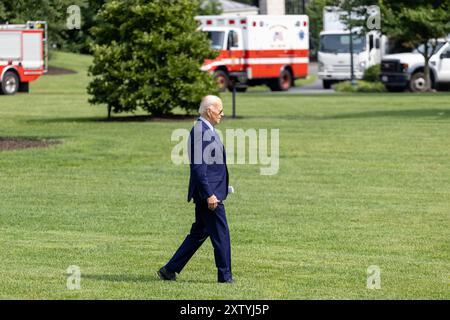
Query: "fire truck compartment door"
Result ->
[[0, 32, 21, 60], [22, 32, 43, 69]]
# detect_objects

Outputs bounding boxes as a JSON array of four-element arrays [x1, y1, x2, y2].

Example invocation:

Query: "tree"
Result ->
[[0, 0, 89, 51], [0, 3, 6, 21], [62, 0, 109, 54], [329, 0, 379, 86], [198, 0, 223, 15], [307, 0, 336, 60], [381, 0, 450, 91], [87, 0, 219, 117]]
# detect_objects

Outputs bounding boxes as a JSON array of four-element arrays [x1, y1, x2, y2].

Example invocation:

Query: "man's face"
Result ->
[[207, 101, 224, 125]]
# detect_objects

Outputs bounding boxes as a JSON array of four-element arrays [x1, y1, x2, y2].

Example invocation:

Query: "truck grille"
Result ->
[[381, 60, 400, 72], [332, 64, 350, 72]]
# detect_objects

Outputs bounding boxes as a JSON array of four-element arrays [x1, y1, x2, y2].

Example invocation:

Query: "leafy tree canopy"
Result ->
[[87, 0, 219, 116]]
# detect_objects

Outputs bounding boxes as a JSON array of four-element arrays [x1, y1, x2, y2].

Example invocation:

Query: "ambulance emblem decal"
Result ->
[[299, 30, 305, 40], [273, 31, 284, 42]]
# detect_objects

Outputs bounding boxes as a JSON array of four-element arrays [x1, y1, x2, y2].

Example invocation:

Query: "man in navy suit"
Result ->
[[158, 95, 233, 283]]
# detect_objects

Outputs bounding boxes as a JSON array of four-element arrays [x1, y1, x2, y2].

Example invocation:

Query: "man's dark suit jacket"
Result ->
[[187, 119, 229, 203]]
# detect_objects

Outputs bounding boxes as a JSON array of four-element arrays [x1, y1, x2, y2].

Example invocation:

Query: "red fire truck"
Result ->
[[196, 15, 309, 92], [0, 21, 47, 95]]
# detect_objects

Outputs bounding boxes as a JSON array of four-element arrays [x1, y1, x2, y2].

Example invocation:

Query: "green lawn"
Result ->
[[0, 51, 449, 299]]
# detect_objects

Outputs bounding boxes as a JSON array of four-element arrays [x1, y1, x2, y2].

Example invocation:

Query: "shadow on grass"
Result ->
[[27, 114, 197, 124], [26, 108, 450, 124], [315, 108, 450, 120], [82, 273, 214, 284], [27, 114, 246, 124], [240, 108, 450, 121], [82, 274, 157, 283]]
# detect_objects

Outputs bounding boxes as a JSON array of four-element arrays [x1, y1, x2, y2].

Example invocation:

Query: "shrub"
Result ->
[[87, 0, 218, 116], [334, 80, 386, 93], [363, 64, 381, 83]]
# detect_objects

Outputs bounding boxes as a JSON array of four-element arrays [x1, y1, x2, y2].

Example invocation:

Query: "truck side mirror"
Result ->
[[227, 31, 238, 49], [227, 35, 232, 50], [375, 38, 380, 49]]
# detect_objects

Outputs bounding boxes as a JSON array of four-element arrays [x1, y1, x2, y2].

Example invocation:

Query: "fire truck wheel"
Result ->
[[269, 69, 292, 91], [1, 71, 20, 95], [213, 70, 229, 92]]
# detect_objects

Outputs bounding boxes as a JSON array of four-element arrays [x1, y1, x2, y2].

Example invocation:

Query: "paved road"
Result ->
[[290, 62, 335, 94], [248, 62, 335, 94]]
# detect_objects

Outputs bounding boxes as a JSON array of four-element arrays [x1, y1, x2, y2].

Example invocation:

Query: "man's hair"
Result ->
[[199, 95, 221, 115]]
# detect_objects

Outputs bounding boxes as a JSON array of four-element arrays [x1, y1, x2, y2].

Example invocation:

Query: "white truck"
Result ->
[[0, 21, 48, 95], [196, 15, 309, 91], [380, 39, 450, 92], [318, 6, 388, 89]]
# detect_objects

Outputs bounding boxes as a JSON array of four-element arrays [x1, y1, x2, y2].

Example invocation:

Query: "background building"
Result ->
[[220, 0, 259, 16], [217, 0, 309, 15]]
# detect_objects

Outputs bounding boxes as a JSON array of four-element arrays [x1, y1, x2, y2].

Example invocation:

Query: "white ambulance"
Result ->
[[196, 15, 309, 92], [0, 21, 48, 95]]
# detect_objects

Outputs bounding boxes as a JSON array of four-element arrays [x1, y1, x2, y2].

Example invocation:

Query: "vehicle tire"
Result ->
[[436, 83, 450, 91], [323, 80, 332, 89], [213, 70, 229, 92], [19, 82, 29, 93], [409, 72, 428, 92], [385, 85, 405, 92], [1, 71, 20, 95], [269, 69, 292, 91], [235, 87, 247, 92]]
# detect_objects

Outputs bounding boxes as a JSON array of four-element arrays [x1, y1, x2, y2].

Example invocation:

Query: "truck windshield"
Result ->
[[320, 34, 366, 53], [414, 42, 445, 55], [207, 31, 225, 50]]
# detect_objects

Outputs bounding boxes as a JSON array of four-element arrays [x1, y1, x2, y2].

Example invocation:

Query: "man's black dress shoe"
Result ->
[[218, 278, 234, 284], [157, 267, 176, 281]]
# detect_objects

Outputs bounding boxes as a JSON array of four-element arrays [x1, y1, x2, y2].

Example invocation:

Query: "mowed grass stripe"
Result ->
[[0, 51, 449, 299]]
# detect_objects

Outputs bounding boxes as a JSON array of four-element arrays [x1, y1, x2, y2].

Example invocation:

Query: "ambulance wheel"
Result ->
[[269, 69, 292, 91], [213, 70, 229, 92], [1, 71, 20, 95]]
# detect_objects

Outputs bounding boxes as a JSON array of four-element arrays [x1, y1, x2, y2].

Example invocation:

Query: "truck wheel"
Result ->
[[235, 87, 247, 92], [213, 70, 229, 92], [385, 85, 405, 92], [323, 80, 332, 89], [1, 71, 20, 95], [409, 72, 427, 92], [269, 69, 292, 91], [436, 83, 450, 91]]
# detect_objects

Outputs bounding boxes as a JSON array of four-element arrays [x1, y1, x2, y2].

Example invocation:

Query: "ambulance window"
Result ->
[[207, 31, 225, 50], [227, 30, 239, 49]]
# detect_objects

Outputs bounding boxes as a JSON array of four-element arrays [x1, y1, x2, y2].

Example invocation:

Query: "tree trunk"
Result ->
[[350, 28, 356, 87], [423, 41, 432, 91], [424, 58, 432, 91]]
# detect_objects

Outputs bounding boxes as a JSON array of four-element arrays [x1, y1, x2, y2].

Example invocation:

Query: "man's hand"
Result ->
[[207, 194, 219, 211]]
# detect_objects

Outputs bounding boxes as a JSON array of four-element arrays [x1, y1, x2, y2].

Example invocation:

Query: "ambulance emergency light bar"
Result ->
[[201, 18, 307, 27]]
